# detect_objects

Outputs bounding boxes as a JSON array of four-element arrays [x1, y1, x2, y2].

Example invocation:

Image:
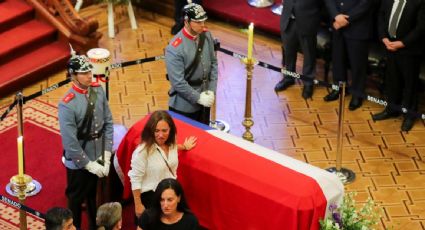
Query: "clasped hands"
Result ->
[[333, 14, 349, 30], [382, 38, 405, 52], [197, 90, 215, 107], [85, 151, 112, 178]]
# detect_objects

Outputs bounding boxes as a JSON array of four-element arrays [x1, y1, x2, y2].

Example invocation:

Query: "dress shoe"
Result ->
[[274, 78, 295, 92], [302, 85, 313, 99], [323, 90, 339, 102], [401, 117, 415, 132], [371, 109, 400, 121], [348, 97, 363, 111]]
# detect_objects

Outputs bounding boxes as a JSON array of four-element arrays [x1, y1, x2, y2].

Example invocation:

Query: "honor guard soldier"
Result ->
[[166, 2, 218, 125], [58, 53, 114, 230]]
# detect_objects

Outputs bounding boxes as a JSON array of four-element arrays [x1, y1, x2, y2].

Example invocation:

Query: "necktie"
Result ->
[[388, 0, 405, 38]]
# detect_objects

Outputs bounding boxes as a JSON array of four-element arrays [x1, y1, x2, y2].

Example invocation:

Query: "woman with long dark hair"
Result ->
[[128, 110, 197, 219], [137, 178, 199, 230]]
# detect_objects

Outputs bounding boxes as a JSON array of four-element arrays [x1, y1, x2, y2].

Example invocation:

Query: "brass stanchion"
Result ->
[[271, 3, 283, 15], [326, 82, 356, 184], [241, 57, 255, 142], [247, 0, 274, 8], [6, 92, 42, 230], [209, 96, 230, 133]]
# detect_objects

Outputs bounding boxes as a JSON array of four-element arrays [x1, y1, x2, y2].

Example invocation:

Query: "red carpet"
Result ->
[[0, 100, 137, 230], [204, 0, 280, 35], [0, 100, 66, 215], [0, 0, 69, 98]]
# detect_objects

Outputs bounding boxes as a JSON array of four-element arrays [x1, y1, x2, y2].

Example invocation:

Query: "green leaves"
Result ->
[[320, 192, 382, 230]]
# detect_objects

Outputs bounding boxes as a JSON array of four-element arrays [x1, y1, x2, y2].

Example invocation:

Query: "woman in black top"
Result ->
[[137, 178, 199, 230]]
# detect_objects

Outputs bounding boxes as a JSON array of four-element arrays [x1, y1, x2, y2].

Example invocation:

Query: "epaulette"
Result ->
[[62, 92, 75, 103], [91, 82, 101, 87], [172, 37, 182, 48]]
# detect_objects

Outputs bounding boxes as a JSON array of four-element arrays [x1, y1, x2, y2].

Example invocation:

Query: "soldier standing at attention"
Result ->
[[166, 2, 218, 125], [58, 52, 114, 230]]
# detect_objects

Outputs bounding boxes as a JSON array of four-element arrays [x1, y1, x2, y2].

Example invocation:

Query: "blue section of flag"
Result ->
[[168, 111, 213, 130]]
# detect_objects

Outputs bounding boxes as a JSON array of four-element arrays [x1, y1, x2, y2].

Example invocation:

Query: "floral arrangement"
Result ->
[[320, 192, 382, 230]]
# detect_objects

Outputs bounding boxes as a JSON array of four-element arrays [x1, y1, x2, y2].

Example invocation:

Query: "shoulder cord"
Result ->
[[156, 147, 176, 177]]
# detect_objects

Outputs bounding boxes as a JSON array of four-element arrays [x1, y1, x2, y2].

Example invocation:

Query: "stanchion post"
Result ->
[[326, 82, 356, 184], [13, 92, 28, 230], [336, 82, 345, 171], [6, 93, 42, 213]]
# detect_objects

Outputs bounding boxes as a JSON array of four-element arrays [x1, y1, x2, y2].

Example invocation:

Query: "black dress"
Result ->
[[139, 211, 199, 230]]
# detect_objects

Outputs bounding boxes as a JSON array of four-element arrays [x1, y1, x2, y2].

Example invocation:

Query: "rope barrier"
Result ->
[[1, 47, 423, 121], [0, 99, 17, 121], [0, 194, 45, 219], [0, 56, 163, 122], [217, 46, 425, 120]]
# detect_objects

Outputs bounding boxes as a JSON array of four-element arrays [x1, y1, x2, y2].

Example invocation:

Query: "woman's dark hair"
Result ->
[[145, 178, 191, 225], [141, 110, 177, 152]]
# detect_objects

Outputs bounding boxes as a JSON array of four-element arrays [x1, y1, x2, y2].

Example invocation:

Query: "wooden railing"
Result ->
[[26, 0, 102, 53]]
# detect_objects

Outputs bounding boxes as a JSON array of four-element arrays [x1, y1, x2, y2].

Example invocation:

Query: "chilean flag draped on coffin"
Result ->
[[114, 112, 344, 230]]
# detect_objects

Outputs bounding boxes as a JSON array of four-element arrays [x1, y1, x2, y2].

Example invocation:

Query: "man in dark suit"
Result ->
[[372, 0, 425, 131], [274, 0, 323, 99], [323, 0, 374, 110]]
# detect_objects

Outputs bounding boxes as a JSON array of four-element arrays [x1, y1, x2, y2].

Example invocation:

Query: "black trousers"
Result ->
[[169, 106, 210, 125], [281, 19, 317, 85], [135, 190, 155, 225], [66, 168, 98, 230], [331, 31, 369, 96], [385, 52, 421, 114]]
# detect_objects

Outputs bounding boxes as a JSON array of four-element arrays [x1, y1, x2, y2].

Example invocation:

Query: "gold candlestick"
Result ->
[[241, 23, 255, 142], [242, 58, 255, 142], [5, 92, 42, 230]]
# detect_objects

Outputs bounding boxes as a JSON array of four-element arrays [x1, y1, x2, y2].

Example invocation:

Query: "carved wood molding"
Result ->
[[26, 0, 102, 52]]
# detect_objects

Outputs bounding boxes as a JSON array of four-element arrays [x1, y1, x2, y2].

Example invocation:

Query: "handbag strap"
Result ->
[[157, 147, 175, 177]]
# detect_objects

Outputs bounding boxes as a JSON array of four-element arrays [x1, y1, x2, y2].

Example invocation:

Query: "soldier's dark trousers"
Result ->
[[169, 106, 210, 125], [66, 168, 98, 230]]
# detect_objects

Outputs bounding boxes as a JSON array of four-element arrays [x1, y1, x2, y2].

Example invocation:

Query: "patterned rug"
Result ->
[[0, 201, 44, 229], [0, 100, 64, 229]]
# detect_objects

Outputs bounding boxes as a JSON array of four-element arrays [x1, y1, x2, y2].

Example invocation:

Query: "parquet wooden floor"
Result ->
[[1, 4, 425, 229]]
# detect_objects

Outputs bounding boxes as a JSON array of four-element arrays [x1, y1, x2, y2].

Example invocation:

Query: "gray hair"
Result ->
[[96, 202, 122, 230]]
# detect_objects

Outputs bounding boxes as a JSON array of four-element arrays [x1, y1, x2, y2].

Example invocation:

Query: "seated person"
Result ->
[[96, 202, 122, 230], [45, 207, 76, 230], [137, 178, 199, 230]]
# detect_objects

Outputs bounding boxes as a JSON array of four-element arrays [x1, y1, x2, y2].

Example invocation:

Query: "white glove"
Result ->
[[197, 91, 214, 107], [103, 151, 112, 176], [85, 161, 105, 178], [206, 91, 215, 106]]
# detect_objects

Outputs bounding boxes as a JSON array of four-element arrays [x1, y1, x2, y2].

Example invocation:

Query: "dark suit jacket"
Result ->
[[324, 0, 374, 40], [280, 0, 323, 36], [378, 0, 425, 56]]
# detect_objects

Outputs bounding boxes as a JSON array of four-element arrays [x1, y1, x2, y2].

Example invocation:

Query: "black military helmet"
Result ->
[[183, 3, 208, 22], [67, 55, 93, 76]]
